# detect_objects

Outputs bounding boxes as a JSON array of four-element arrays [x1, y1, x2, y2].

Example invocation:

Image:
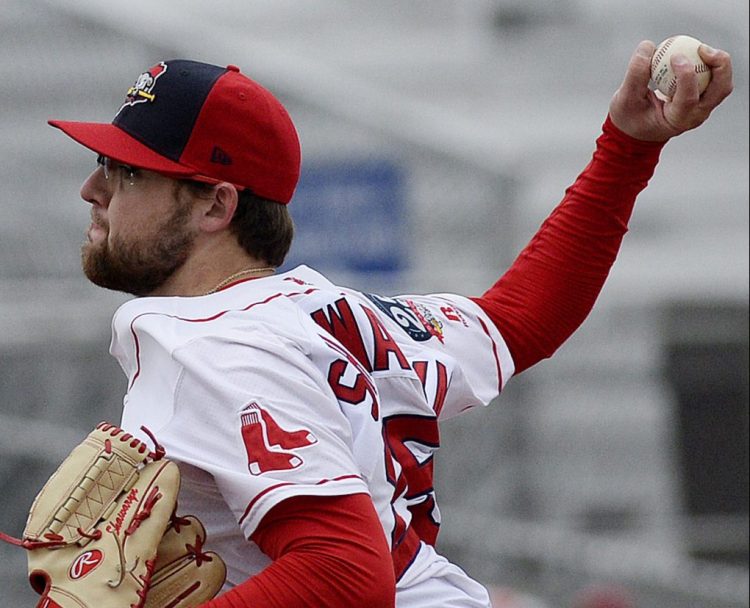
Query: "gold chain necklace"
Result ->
[[206, 267, 276, 295]]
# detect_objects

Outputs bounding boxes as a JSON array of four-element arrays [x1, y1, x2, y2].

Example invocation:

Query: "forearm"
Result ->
[[200, 494, 395, 608], [473, 115, 665, 373]]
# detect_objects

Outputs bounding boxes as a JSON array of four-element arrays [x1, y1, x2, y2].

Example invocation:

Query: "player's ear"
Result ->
[[197, 183, 239, 233]]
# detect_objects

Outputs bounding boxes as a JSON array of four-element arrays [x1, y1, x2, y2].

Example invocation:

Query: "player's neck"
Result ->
[[148, 237, 270, 298]]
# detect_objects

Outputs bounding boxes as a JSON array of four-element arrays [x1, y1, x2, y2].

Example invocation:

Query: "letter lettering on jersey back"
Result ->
[[310, 299, 372, 371], [384, 415, 441, 546], [322, 336, 380, 420], [327, 360, 379, 417], [362, 306, 411, 372], [412, 360, 449, 418]]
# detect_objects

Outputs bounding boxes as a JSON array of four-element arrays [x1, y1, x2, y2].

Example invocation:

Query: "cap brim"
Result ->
[[48, 120, 198, 178]]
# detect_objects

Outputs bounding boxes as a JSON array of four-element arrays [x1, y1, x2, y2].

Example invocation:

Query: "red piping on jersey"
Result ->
[[238, 474, 364, 526], [433, 361, 449, 417], [127, 288, 319, 389], [477, 316, 503, 394], [239, 482, 294, 524]]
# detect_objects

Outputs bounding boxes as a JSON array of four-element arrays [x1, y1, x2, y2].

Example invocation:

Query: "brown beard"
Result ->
[[82, 199, 196, 297]]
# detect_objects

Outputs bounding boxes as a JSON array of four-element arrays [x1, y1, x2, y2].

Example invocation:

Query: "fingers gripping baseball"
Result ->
[[697, 45, 734, 107], [609, 39, 733, 141], [609, 41, 665, 141], [664, 44, 733, 133]]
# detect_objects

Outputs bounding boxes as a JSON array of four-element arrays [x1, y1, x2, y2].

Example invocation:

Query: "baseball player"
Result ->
[[47, 40, 732, 607]]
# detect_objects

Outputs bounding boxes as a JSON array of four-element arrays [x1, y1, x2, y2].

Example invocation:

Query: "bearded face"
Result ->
[[81, 188, 197, 297]]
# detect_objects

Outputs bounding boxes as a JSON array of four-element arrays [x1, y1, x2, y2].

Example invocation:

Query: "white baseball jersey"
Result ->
[[113, 265, 513, 603]]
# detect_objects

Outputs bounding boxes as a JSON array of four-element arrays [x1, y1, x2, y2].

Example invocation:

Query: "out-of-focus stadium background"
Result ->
[[0, 1, 747, 606]]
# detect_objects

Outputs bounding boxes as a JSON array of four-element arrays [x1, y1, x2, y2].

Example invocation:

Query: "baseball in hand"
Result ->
[[651, 35, 712, 98]]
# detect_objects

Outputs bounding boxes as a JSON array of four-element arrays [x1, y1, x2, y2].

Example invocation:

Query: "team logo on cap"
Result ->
[[117, 61, 167, 114]]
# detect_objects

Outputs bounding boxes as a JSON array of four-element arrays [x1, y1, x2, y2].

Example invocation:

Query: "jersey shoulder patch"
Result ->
[[364, 293, 444, 343]]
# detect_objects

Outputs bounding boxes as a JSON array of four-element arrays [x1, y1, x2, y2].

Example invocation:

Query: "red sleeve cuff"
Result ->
[[602, 114, 667, 156], [200, 493, 395, 608]]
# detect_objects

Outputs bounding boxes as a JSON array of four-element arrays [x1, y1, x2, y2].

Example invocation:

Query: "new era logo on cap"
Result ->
[[48, 60, 301, 204], [211, 146, 233, 166]]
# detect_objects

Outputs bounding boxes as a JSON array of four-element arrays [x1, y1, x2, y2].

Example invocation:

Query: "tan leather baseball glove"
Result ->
[[0, 422, 226, 608], [145, 514, 227, 608]]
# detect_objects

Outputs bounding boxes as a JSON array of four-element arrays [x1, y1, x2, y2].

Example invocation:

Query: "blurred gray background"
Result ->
[[0, 1, 747, 606]]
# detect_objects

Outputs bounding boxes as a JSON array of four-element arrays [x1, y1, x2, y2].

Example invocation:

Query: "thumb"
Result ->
[[619, 40, 656, 97]]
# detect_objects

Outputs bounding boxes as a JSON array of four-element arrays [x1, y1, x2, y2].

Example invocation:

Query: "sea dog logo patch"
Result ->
[[118, 62, 168, 113], [364, 293, 444, 342]]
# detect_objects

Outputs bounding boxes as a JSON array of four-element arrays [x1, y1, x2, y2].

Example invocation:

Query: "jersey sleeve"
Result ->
[[472, 116, 665, 373], [351, 289, 514, 421], [397, 292, 513, 415], [164, 326, 370, 538]]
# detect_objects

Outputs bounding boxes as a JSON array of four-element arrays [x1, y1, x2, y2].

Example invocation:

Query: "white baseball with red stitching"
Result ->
[[651, 35, 712, 98]]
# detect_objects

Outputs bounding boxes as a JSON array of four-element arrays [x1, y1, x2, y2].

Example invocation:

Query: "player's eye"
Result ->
[[96, 155, 140, 186]]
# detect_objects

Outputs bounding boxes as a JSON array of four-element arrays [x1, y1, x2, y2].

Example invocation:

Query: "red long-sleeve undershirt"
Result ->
[[473, 115, 664, 373], [200, 116, 665, 607], [200, 493, 395, 608]]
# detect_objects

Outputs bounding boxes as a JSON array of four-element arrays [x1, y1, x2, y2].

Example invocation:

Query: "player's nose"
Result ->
[[80, 168, 110, 208]]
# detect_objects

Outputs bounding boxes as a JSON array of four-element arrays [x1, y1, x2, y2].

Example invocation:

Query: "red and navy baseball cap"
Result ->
[[49, 60, 301, 204]]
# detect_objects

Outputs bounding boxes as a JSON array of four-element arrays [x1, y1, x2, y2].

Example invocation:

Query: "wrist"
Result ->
[[603, 114, 668, 154]]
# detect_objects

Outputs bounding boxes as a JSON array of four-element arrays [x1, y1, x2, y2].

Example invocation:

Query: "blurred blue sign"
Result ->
[[282, 160, 406, 274]]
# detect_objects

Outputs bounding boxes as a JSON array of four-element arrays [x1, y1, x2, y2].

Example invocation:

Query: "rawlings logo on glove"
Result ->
[[70, 551, 105, 579], [0, 423, 226, 608]]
